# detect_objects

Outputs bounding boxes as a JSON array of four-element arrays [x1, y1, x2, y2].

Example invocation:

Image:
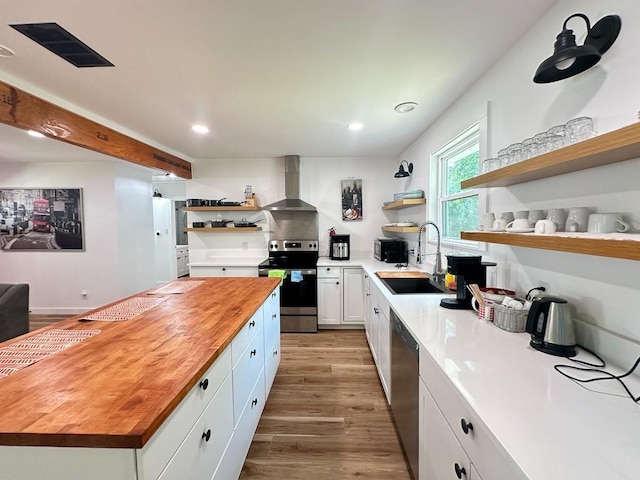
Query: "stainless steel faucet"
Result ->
[[417, 221, 446, 283]]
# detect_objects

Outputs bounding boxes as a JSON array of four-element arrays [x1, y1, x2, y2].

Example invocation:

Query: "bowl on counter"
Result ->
[[481, 287, 517, 303]]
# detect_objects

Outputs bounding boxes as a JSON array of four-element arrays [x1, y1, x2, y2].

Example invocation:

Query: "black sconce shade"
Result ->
[[394, 160, 413, 178], [534, 13, 621, 84]]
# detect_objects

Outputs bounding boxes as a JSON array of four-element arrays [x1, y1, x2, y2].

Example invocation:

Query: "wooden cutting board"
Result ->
[[375, 271, 429, 279]]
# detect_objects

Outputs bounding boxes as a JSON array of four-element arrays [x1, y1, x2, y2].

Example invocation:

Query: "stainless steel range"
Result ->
[[259, 240, 319, 333]]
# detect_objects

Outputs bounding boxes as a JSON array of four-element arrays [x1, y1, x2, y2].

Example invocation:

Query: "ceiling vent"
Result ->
[[10, 22, 114, 68]]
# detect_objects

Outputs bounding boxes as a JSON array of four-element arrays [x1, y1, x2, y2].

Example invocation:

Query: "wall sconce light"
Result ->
[[394, 160, 413, 178], [533, 13, 621, 83]]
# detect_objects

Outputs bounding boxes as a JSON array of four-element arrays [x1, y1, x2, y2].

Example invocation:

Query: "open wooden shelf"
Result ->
[[382, 198, 426, 210], [461, 231, 640, 261], [382, 226, 420, 233], [183, 206, 260, 211], [462, 122, 640, 189], [185, 227, 262, 232]]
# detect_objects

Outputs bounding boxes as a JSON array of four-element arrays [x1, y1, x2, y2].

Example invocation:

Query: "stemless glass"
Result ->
[[497, 148, 510, 168], [482, 158, 498, 173], [507, 143, 523, 165], [533, 132, 550, 156], [520, 138, 535, 161], [547, 125, 568, 148], [566, 117, 595, 143]]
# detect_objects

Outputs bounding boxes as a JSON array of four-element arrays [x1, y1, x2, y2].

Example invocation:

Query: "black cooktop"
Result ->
[[259, 251, 318, 269]]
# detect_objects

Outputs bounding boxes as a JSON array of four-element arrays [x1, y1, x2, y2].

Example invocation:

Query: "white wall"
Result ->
[[0, 161, 156, 314], [401, 0, 640, 365], [186, 156, 400, 260]]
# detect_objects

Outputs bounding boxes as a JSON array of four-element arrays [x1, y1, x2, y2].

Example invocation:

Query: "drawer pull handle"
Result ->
[[326, 267, 331, 271], [199, 378, 209, 390], [250, 320, 255, 327], [250, 349, 257, 357], [202, 429, 211, 442], [273, 350, 278, 356], [222, 267, 226, 271], [454, 463, 466, 479], [272, 292, 276, 297], [374, 307, 379, 314], [252, 398, 258, 407], [272, 313, 277, 319], [460, 418, 473, 435]]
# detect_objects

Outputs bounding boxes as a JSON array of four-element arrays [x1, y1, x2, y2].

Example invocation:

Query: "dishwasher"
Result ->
[[390, 309, 419, 480]]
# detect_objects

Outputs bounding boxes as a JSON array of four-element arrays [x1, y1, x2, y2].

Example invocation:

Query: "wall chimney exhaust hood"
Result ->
[[262, 155, 317, 212]]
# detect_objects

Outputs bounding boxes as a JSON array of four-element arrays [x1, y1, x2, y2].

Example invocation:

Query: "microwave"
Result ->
[[374, 238, 408, 263]]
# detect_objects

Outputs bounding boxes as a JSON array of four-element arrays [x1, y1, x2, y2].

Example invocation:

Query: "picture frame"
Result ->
[[341, 179, 363, 221], [0, 188, 85, 251]]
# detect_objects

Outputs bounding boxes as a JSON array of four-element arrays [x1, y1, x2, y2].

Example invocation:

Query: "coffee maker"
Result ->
[[525, 295, 577, 357], [440, 254, 496, 309], [330, 234, 350, 260]]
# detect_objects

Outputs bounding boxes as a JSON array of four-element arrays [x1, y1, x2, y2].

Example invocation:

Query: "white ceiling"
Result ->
[[0, 0, 558, 163]]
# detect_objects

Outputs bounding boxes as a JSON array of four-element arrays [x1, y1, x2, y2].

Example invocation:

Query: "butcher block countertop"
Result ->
[[0, 277, 279, 449]]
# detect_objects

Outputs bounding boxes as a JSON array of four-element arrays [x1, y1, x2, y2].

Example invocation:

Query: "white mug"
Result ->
[[587, 213, 630, 233], [527, 210, 546, 227], [506, 218, 531, 231], [535, 219, 557, 234], [479, 212, 496, 231], [492, 218, 508, 230]]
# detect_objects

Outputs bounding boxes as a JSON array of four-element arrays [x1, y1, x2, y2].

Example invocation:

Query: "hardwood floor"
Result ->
[[241, 330, 412, 480]]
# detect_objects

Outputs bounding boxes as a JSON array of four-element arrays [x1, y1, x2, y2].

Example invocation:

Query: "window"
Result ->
[[435, 124, 480, 243]]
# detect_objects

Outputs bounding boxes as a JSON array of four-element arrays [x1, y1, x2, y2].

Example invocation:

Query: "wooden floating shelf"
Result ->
[[462, 122, 640, 189], [185, 227, 262, 232], [382, 198, 426, 210], [382, 226, 420, 233], [461, 231, 640, 261], [183, 206, 260, 211]]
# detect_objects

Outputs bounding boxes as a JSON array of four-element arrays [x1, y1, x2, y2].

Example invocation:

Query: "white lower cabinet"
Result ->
[[419, 348, 526, 480], [188, 265, 258, 277], [420, 377, 470, 480], [364, 280, 391, 404], [318, 266, 365, 327]]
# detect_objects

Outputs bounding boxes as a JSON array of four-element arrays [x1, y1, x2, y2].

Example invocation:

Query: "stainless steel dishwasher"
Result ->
[[390, 309, 419, 480]]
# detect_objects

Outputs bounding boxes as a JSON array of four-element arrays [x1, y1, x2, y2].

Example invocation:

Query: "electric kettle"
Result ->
[[525, 295, 577, 357]]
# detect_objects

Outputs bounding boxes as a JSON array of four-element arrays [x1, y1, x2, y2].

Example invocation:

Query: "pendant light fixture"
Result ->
[[533, 13, 621, 84], [394, 160, 413, 178]]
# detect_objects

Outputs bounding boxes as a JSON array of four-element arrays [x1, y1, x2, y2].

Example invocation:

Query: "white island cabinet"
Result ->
[[0, 279, 280, 480]]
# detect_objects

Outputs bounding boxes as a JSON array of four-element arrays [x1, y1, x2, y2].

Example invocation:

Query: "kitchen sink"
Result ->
[[379, 277, 449, 295]]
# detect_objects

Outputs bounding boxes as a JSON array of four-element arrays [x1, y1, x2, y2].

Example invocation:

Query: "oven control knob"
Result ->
[[272, 244, 278, 249], [308, 243, 313, 248]]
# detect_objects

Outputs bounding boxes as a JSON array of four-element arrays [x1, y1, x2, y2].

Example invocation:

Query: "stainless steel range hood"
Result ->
[[262, 155, 317, 211]]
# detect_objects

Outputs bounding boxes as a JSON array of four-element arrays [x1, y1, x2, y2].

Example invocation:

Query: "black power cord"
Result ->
[[554, 344, 640, 403]]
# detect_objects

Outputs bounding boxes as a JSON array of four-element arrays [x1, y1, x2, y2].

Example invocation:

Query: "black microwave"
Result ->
[[374, 238, 408, 263]]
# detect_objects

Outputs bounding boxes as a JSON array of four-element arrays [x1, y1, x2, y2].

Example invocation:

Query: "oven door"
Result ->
[[259, 267, 317, 333]]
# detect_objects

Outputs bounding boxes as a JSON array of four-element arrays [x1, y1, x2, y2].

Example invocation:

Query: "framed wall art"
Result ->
[[0, 188, 84, 251], [341, 178, 363, 221]]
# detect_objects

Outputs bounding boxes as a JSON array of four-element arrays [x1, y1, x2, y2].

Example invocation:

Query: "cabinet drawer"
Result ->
[[263, 288, 279, 317], [318, 266, 340, 278], [265, 334, 281, 396], [213, 369, 266, 480], [232, 328, 265, 426], [419, 349, 526, 480], [137, 348, 232, 480], [231, 308, 263, 367], [157, 374, 233, 480]]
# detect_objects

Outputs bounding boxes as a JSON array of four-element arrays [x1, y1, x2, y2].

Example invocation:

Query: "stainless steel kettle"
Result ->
[[525, 295, 577, 357]]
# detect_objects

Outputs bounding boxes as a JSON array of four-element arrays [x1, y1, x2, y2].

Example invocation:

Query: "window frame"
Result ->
[[429, 120, 487, 250]]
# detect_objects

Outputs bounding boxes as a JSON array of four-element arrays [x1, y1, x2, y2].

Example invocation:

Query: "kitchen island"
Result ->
[[0, 277, 280, 480]]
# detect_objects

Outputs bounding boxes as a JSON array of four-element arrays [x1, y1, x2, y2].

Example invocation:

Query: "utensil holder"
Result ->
[[493, 299, 529, 332]]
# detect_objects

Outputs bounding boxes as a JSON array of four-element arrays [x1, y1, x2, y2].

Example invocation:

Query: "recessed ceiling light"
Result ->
[[27, 130, 45, 138], [0, 44, 15, 58], [192, 124, 209, 134], [394, 102, 418, 113], [348, 122, 364, 131]]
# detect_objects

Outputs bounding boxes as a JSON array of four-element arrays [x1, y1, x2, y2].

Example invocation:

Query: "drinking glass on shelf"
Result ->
[[546, 134, 565, 153], [547, 125, 568, 147], [482, 158, 499, 173], [533, 132, 550, 156], [566, 117, 595, 143], [520, 138, 535, 161], [507, 143, 523, 165], [497, 148, 510, 168]]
